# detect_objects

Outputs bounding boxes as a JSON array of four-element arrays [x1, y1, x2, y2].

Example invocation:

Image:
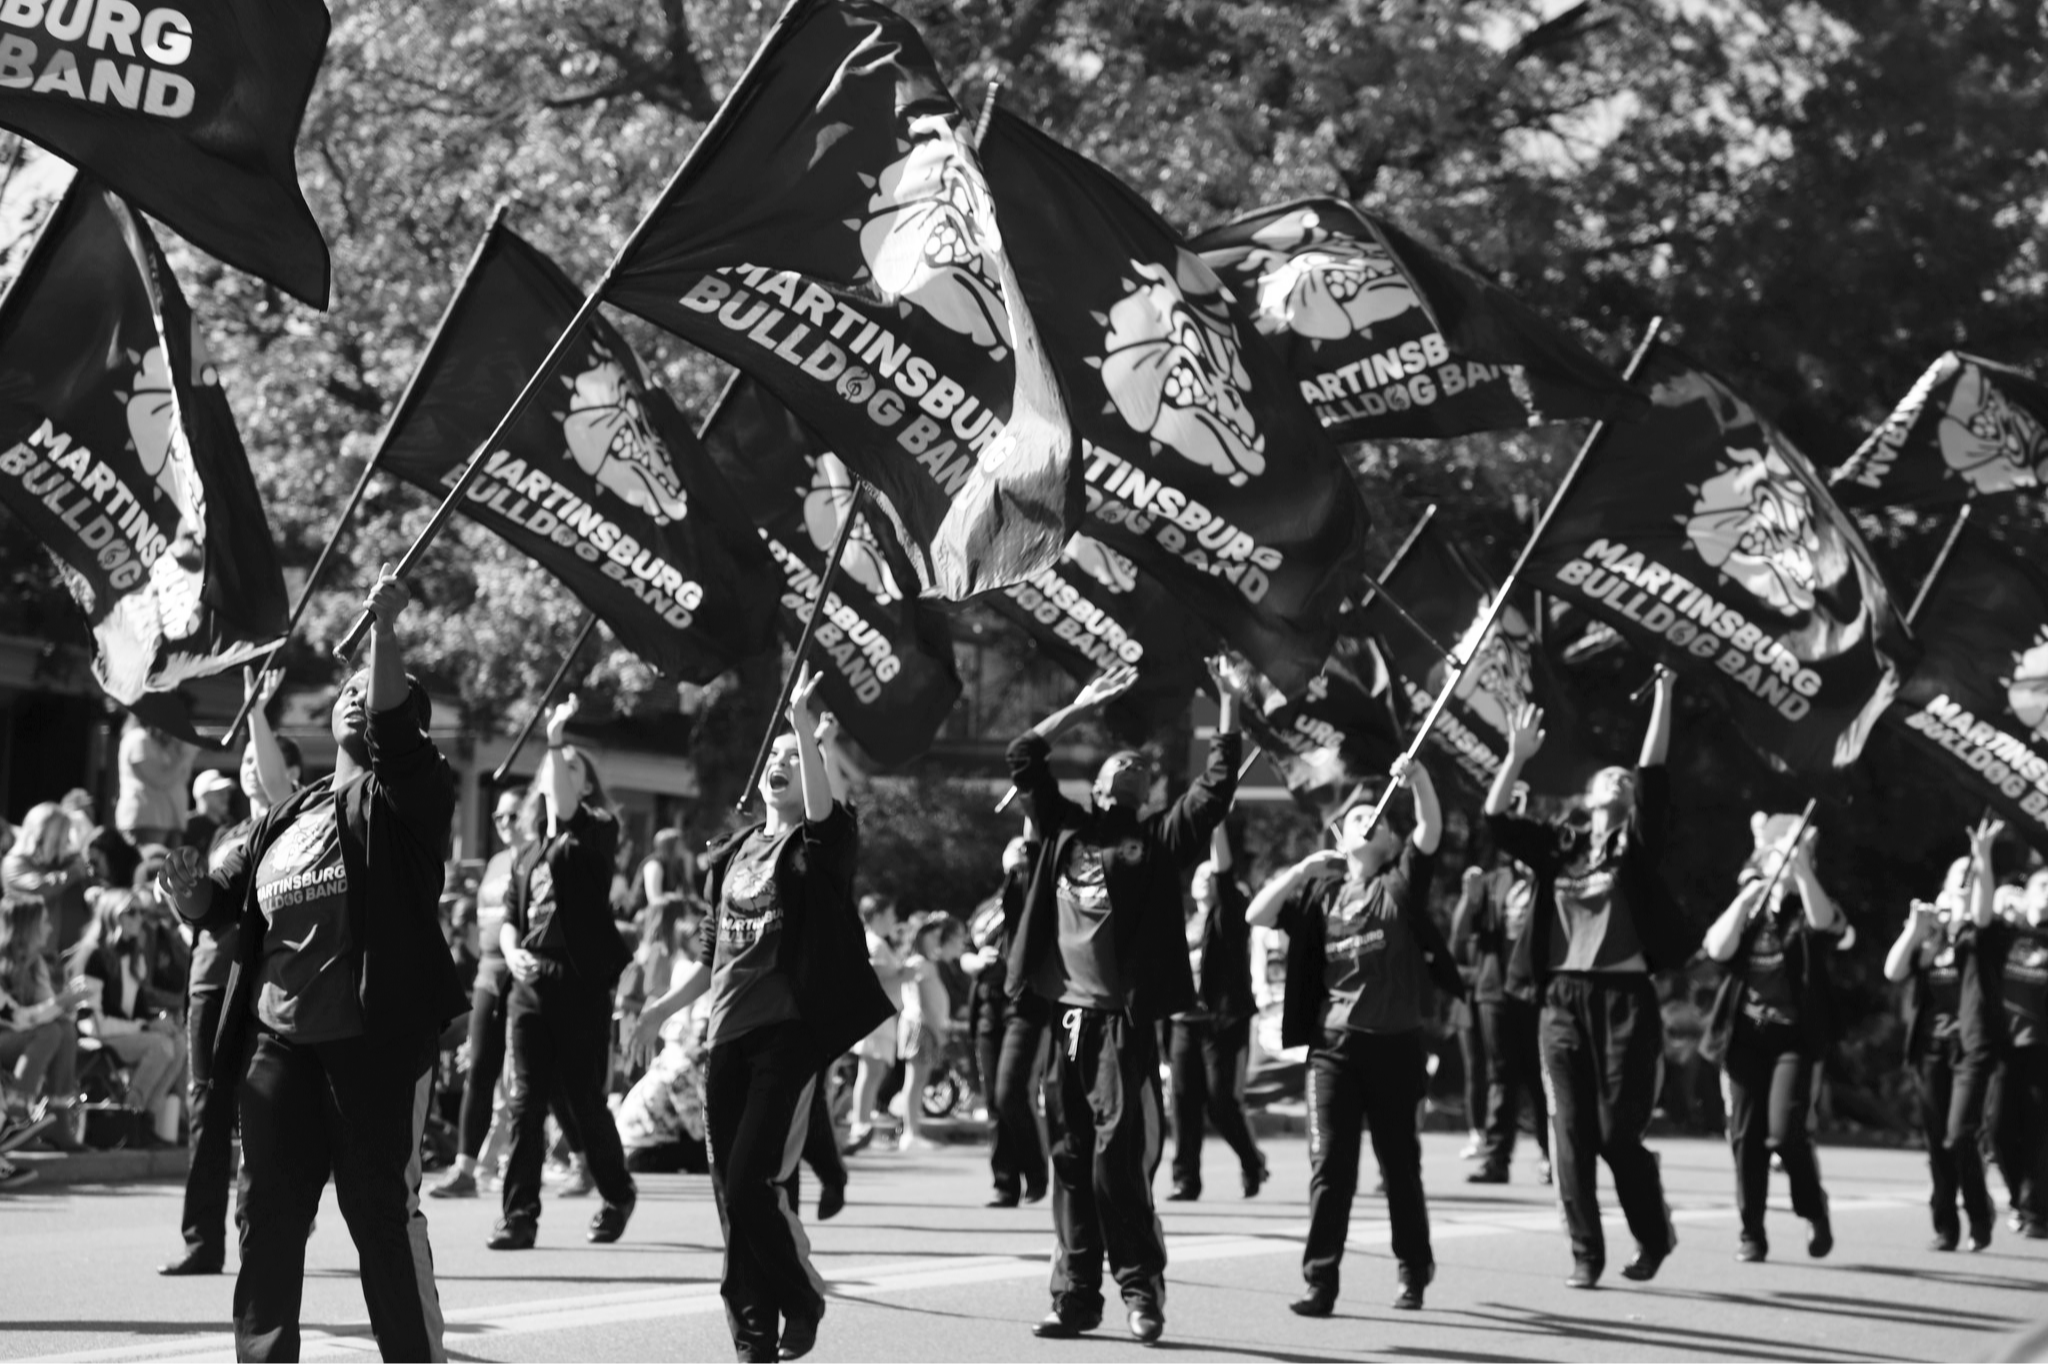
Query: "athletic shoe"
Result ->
[[817, 1184, 845, 1221], [2024, 1220, 2048, 1241], [32, 1107, 86, 1154], [1620, 1242, 1673, 1282], [1807, 1204, 1833, 1259], [486, 1221, 536, 1251], [427, 1169, 478, 1199], [896, 1133, 939, 1153], [1242, 1157, 1268, 1199], [1466, 1165, 1508, 1185], [588, 1195, 635, 1244], [1031, 1307, 1101, 1339], [0, 1157, 35, 1193], [1166, 1184, 1199, 1202], [779, 1312, 819, 1360], [840, 1127, 874, 1156], [1127, 1308, 1164, 1345], [157, 1248, 224, 1276], [1967, 1215, 1993, 1252], [1289, 1286, 1335, 1317], [1566, 1259, 1602, 1289], [1022, 1182, 1048, 1204], [1458, 1130, 1483, 1159], [1735, 1237, 1767, 1263], [557, 1160, 595, 1198], [1393, 1261, 1432, 1311], [985, 1191, 1020, 1209], [1928, 1232, 1960, 1252]]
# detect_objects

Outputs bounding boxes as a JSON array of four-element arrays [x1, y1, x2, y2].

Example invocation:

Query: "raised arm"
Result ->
[[786, 665, 833, 825], [1485, 702, 1545, 818], [1884, 902, 1938, 983], [243, 667, 292, 807], [1247, 851, 1341, 930], [539, 694, 581, 839], [1640, 665, 1676, 769], [1209, 822, 1231, 875], [1781, 830, 1836, 932], [1026, 664, 1139, 744], [1967, 817, 2001, 930], [1704, 878, 1769, 962], [1007, 670, 1137, 834], [1393, 755, 1441, 855]]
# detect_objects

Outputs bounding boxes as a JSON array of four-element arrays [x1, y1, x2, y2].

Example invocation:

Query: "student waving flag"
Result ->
[[0, 174, 286, 708], [374, 223, 780, 683], [1832, 352, 2048, 510], [603, 0, 1075, 601], [977, 109, 1372, 694], [0, 0, 332, 307], [1523, 343, 1914, 773], [1193, 199, 1640, 442]]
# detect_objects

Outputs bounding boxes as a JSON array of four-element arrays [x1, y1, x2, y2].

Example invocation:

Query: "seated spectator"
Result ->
[[3, 803, 95, 955], [0, 895, 90, 1150], [67, 889, 187, 1146], [129, 850, 192, 1012], [116, 714, 195, 850], [61, 789, 140, 892]]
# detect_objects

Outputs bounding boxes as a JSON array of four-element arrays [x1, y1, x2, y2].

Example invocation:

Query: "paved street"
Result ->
[[3, 1132, 2044, 1362]]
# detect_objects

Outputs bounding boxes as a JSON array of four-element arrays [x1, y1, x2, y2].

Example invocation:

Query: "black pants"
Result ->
[[979, 993, 1048, 1200], [1477, 996, 1549, 1171], [457, 970, 582, 1161], [1168, 1016, 1261, 1194], [233, 1027, 445, 1362], [1457, 1007, 1486, 1131], [1045, 1006, 1167, 1318], [1996, 1045, 2048, 1226], [1540, 974, 1673, 1267], [179, 987, 236, 1262], [783, 1072, 844, 1209], [500, 969, 634, 1230], [1915, 1037, 1992, 1239], [706, 1020, 826, 1362], [1304, 1027, 1430, 1292], [1722, 1023, 1826, 1245]]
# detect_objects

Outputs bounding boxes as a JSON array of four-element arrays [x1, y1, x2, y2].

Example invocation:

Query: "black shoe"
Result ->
[[1166, 1184, 1199, 1202], [985, 1192, 1020, 1208], [838, 1127, 874, 1157], [1566, 1259, 1602, 1289], [1022, 1183, 1048, 1205], [2024, 1220, 2048, 1241], [1736, 1237, 1767, 1263], [157, 1249, 224, 1276], [1466, 1166, 1509, 1185], [1928, 1232, 1960, 1252], [778, 1312, 820, 1360], [1243, 1157, 1268, 1199], [1620, 1242, 1673, 1282], [1289, 1285, 1335, 1317], [1807, 1207, 1833, 1259], [1128, 1307, 1164, 1345], [1967, 1216, 1993, 1252], [588, 1196, 635, 1244], [1031, 1307, 1101, 1339], [487, 1221, 536, 1251], [1393, 1261, 1433, 1311], [817, 1184, 845, 1221]]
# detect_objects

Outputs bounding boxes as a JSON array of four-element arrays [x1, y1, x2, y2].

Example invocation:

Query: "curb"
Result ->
[[9, 1147, 190, 1186]]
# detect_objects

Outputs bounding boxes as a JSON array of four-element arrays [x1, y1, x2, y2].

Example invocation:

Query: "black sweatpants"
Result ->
[[1915, 1037, 1992, 1239], [1168, 1016, 1261, 1194], [1997, 1046, 2048, 1227], [979, 994, 1048, 1201], [233, 1027, 445, 1362], [1304, 1027, 1431, 1293], [457, 968, 581, 1161], [1045, 1006, 1167, 1318], [179, 987, 236, 1262], [1457, 1006, 1486, 1133], [500, 968, 634, 1231], [1540, 973, 1674, 1268], [782, 1072, 845, 1210], [1477, 996, 1549, 1172], [706, 1020, 827, 1362], [1721, 1023, 1826, 1246]]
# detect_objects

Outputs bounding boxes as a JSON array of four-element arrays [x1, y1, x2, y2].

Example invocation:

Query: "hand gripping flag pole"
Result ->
[[332, 1, 807, 661], [1355, 317, 1664, 838], [222, 201, 514, 744], [491, 611, 601, 786]]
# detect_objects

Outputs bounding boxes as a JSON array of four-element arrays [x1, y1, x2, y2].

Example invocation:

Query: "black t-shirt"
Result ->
[[516, 844, 562, 952], [1032, 839, 1127, 1010], [250, 794, 362, 1042], [1280, 844, 1436, 1036], [1739, 901, 1799, 1029], [706, 827, 799, 1044], [2000, 924, 2048, 1049]]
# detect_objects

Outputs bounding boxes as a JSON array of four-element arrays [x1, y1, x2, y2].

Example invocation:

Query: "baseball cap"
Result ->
[[192, 770, 237, 802]]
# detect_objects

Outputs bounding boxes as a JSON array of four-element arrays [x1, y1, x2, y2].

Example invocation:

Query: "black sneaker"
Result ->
[[1466, 1166, 1509, 1185], [1393, 1261, 1433, 1311], [588, 1195, 635, 1244], [1736, 1237, 1767, 1263], [1031, 1306, 1101, 1339], [1289, 1285, 1335, 1317], [1127, 1307, 1164, 1345], [1165, 1184, 1199, 1202], [817, 1184, 845, 1221], [1967, 1215, 1993, 1253], [1928, 1231, 1960, 1252], [486, 1220, 536, 1251], [985, 1191, 1019, 1209], [1807, 1205, 1833, 1259], [778, 1311, 820, 1360], [1620, 1242, 1673, 1282], [1243, 1157, 1268, 1199], [1566, 1259, 1602, 1289]]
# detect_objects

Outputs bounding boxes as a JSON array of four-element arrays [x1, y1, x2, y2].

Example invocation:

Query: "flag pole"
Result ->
[[1357, 317, 1664, 835], [1904, 495, 1976, 627], [490, 610, 601, 786], [333, 0, 809, 660], [972, 78, 1003, 145], [735, 483, 872, 814], [1354, 504, 1437, 617], [224, 200, 520, 741], [1749, 797, 1819, 912]]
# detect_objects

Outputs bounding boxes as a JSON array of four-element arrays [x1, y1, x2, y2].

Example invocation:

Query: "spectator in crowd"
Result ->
[[635, 827, 698, 923], [0, 895, 90, 1151], [3, 803, 95, 955], [67, 888, 187, 1146], [898, 912, 967, 1153], [116, 714, 196, 850], [61, 788, 141, 894], [846, 894, 910, 1153], [184, 772, 238, 856], [1167, 823, 1266, 1203]]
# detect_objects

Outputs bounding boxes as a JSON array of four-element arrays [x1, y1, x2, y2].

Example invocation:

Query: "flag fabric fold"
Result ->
[[603, 0, 1075, 601], [374, 224, 781, 684], [698, 372, 963, 768], [1832, 352, 2048, 509], [1523, 343, 1914, 773], [0, 174, 288, 705], [1237, 633, 1404, 817], [1192, 197, 1640, 441], [977, 110, 1372, 693], [0, 0, 333, 307]]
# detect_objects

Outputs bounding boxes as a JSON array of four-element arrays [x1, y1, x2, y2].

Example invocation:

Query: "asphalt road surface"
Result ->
[[4, 1133, 2045, 1362]]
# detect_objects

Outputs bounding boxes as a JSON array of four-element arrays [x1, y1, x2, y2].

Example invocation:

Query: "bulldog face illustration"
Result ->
[[1447, 600, 1534, 739], [1685, 443, 1825, 617], [1239, 207, 1421, 340], [1940, 362, 2048, 496], [562, 358, 689, 525], [1098, 252, 1266, 486], [802, 452, 900, 604], [2007, 630, 2048, 744], [124, 344, 204, 529], [1064, 534, 1138, 594], [859, 114, 1012, 357]]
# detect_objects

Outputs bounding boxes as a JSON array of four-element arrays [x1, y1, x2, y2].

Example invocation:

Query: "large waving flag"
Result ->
[[1890, 528, 2048, 852], [1523, 343, 1914, 773], [603, 0, 1074, 601], [0, 174, 287, 706], [698, 372, 962, 768], [1193, 198, 1640, 442], [977, 110, 1372, 693], [1237, 632, 1403, 817], [1832, 352, 2048, 510], [374, 224, 781, 683], [0, 0, 332, 306]]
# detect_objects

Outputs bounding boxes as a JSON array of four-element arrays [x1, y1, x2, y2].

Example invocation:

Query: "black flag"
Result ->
[[375, 225, 781, 684], [1890, 529, 2048, 850], [0, 0, 331, 307], [1832, 352, 2048, 509], [1524, 343, 1914, 773], [698, 373, 962, 768], [0, 175, 286, 705], [1237, 632, 1403, 816], [978, 110, 1372, 693], [604, 0, 1074, 600], [1193, 198, 1640, 441]]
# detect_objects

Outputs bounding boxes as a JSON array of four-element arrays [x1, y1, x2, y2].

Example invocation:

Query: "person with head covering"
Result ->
[[185, 771, 238, 855]]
